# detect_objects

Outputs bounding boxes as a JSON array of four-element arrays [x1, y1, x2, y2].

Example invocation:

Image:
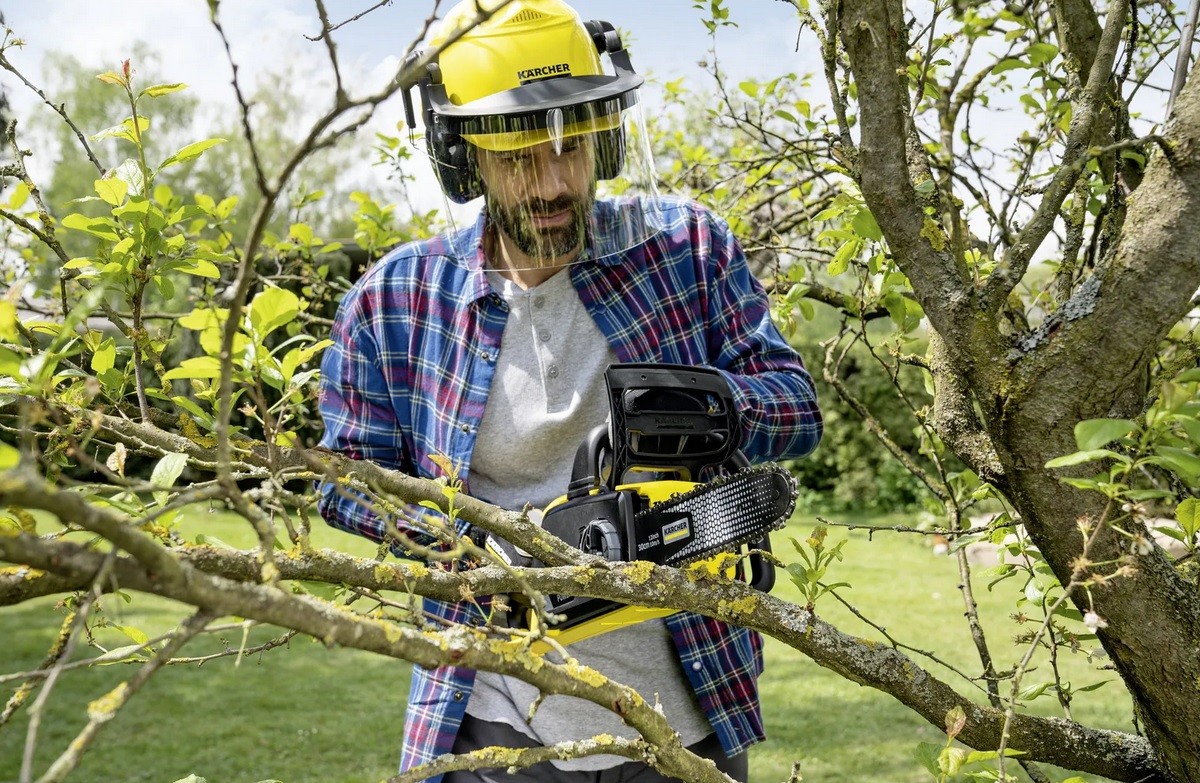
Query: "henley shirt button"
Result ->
[[691, 661, 703, 672], [538, 329, 551, 342], [533, 296, 545, 309], [547, 365, 559, 379]]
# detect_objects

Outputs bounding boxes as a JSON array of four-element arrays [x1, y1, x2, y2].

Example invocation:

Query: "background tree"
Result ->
[[1, 1, 1199, 782]]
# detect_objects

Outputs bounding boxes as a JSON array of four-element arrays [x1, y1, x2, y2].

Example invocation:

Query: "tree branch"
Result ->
[[838, 0, 973, 338], [0, 529, 1164, 781], [981, 0, 1129, 311]]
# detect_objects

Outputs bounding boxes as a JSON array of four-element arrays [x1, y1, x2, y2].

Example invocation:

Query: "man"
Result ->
[[317, 1, 822, 781]]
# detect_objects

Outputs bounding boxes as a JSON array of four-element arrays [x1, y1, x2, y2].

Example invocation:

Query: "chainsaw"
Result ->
[[486, 363, 797, 649]]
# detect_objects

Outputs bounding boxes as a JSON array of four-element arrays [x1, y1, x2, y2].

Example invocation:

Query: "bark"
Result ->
[[997, 69, 1200, 781], [841, 0, 1200, 780], [0, 531, 1162, 781]]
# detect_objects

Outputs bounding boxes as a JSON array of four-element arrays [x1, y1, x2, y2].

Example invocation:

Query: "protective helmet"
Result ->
[[402, 0, 644, 203]]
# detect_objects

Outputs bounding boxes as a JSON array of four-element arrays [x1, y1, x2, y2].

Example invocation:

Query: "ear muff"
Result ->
[[427, 113, 483, 204]]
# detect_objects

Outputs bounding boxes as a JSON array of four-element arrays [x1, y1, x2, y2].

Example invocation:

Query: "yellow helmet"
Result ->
[[402, 0, 643, 202]]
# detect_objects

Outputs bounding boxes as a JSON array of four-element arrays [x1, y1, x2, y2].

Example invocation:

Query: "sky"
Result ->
[[2, 2, 1183, 245], [0, 0, 823, 214], [1, 1, 820, 130]]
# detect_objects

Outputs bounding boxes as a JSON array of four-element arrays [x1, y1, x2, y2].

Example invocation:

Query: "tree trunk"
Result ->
[[840, 0, 1200, 779]]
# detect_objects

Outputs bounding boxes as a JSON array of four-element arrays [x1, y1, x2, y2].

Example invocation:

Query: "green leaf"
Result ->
[[91, 339, 117, 374], [94, 644, 146, 665], [111, 624, 149, 645], [171, 395, 212, 425], [95, 70, 127, 86], [828, 238, 862, 276], [162, 356, 223, 381], [851, 208, 882, 241], [178, 308, 225, 331], [289, 222, 315, 246], [1045, 448, 1129, 469], [738, 79, 760, 98], [176, 259, 221, 279], [1074, 418, 1137, 451], [111, 158, 147, 196], [159, 138, 226, 170], [61, 213, 120, 241], [248, 287, 301, 340], [1151, 447, 1200, 483], [0, 302, 16, 343], [281, 339, 333, 382], [1176, 497, 1200, 539], [914, 742, 941, 776], [1173, 367, 1200, 384], [942, 746, 968, 775], [0, 442, 20, 470], [7, 181, 31, 210], [91, 115, 150, 143], [151, 452, 188, 490], [1073, 680, 1110, 694], [94, 177, 129, 206], [140, 82, 187, 98], [992, 57, 1029, 74], [1027, 42, 1059, 66], [112, 198, 150, 219]]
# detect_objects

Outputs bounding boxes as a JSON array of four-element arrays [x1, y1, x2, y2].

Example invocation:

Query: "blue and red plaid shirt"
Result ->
[[318, 196, 821, 781]]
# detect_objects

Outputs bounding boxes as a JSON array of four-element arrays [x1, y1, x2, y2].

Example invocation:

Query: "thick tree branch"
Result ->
[[0, 533, 738, 783], [926, 331, 1003, 485], [0, 529, 1163, 781], [838, 0, 973, 337], [981, 0, 1129, 311]]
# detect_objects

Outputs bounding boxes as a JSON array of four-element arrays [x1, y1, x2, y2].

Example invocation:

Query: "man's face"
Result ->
[[476, 135, 597, 265]]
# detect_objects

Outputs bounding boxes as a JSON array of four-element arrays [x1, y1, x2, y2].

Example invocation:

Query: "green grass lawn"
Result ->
[[0, 509, 1131, 783]]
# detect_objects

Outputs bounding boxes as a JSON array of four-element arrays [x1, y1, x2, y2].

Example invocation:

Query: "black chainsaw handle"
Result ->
[[747, 535, 776, 593], [567, 424, 610, 499]]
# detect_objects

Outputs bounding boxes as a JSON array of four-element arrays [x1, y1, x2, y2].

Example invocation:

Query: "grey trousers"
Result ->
[[442, 713, 749, 783]]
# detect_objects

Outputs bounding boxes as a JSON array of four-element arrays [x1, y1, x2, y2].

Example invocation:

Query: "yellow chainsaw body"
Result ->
[[525, 478, 736, 654]]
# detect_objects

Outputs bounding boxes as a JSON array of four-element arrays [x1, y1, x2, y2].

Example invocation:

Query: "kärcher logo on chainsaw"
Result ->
[[661, 514, 692, 544]]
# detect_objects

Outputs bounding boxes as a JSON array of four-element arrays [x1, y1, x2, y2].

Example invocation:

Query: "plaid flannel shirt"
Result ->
[[317, 196, 822, 781]]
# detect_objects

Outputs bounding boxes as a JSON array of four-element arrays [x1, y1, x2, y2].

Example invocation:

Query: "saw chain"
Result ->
[[631, 462, 797, 568]]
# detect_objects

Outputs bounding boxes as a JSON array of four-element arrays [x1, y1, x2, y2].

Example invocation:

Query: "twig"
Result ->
[[35, 610, 213, 783], [20, 556, 112, 783], [0, 605, 78, 728], [1167, 0, 1199, 119], [0, 51, 104, 173]]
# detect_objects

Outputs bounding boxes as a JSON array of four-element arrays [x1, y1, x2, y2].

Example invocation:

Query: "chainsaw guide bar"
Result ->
[[635, 462, 798, 568]]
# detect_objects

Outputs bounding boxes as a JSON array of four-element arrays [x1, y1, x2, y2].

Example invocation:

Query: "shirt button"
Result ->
[[691, 661, 703, 672], [460, 424, 471, 433], [547, 365, 559, 379], [453, 691, 465, 701], [533, 296, 545, 309], [538, 329, 551, 342]]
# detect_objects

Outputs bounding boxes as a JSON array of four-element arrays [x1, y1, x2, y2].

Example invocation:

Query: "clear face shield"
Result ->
[[422, 93, 664, 270]]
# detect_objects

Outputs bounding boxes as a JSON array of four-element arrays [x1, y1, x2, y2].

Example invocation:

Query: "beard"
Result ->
[[486, 183, 595, 266]]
